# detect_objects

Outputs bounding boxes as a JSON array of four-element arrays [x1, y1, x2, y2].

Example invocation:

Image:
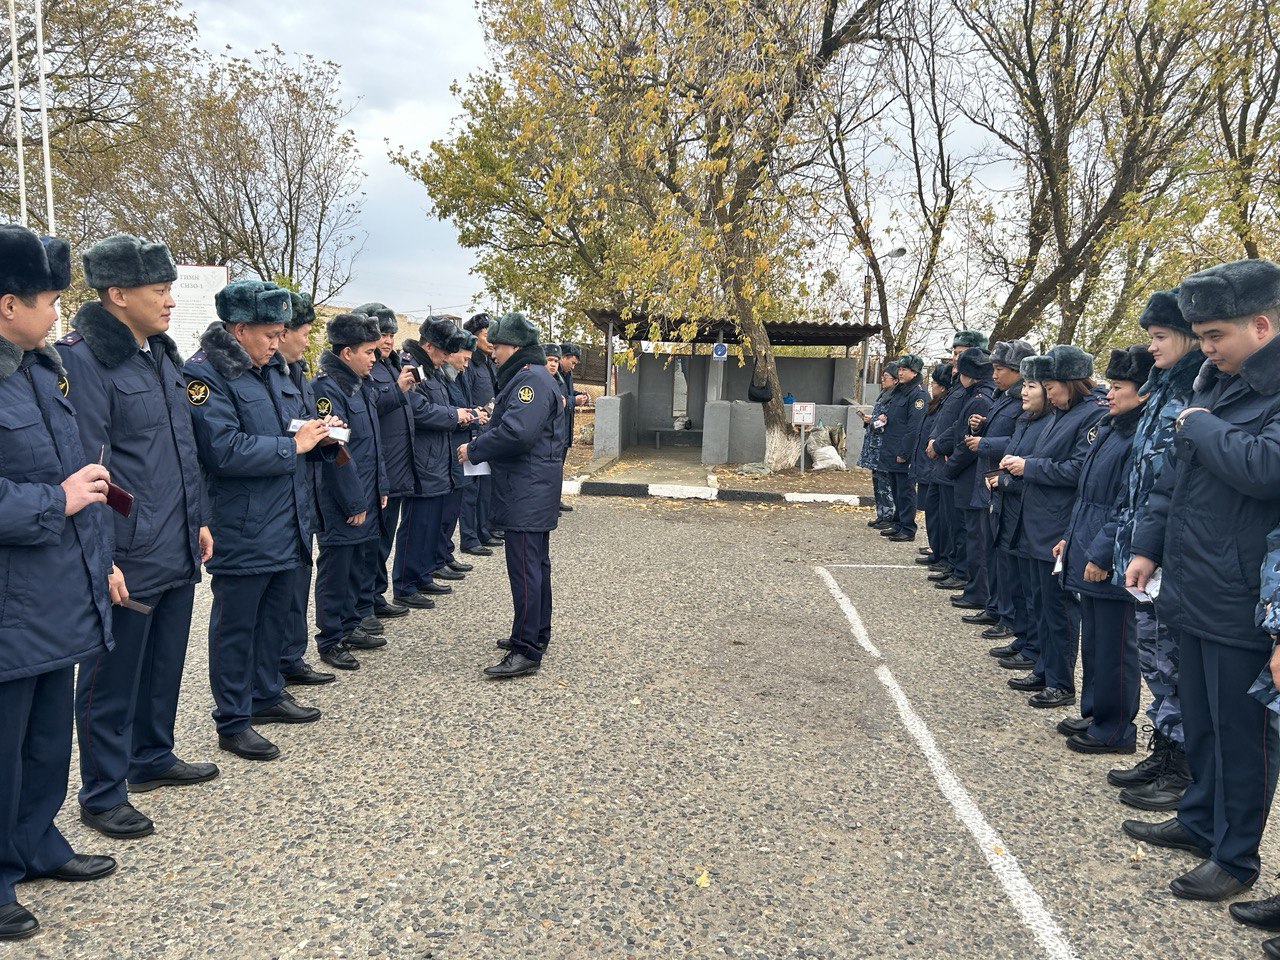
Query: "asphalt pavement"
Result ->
[[4, 496, 1273, 959]]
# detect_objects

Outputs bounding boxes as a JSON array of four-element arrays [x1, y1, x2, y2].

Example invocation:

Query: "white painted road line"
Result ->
[[823, 563, 920, 570], [815, 565, 1080, 960]]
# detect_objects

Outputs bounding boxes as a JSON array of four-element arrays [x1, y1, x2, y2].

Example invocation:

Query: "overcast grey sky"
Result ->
[[184, 0, 490, 319]]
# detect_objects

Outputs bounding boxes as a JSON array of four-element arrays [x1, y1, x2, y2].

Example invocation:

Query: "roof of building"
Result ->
[[585, 310, 877, 348]]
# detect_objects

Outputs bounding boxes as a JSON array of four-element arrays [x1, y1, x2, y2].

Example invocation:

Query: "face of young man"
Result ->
[[561, 354, 578, 372], [232, 322, 285, 368], [0, 290, 61, 349], [475, 327, 493, 355], [278, 324, 312, 364], [492, 342, 518, 365], [1193, 312, 1277, 376], [449, 348, 471, 372], [341, 341, 378, 378], [106, 283, 174, 341], [378, 331, 396, 357], [546, 356, 560, 375], [991, 364, 1018, 391], [898, 366, 917, 384]]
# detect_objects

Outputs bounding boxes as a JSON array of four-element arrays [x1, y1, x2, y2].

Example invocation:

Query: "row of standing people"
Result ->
[[863, 258, 1280, 957], [0, 225, 574, 942]]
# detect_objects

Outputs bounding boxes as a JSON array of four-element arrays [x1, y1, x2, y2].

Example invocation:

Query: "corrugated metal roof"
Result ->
[[586, 310, 877, 347]]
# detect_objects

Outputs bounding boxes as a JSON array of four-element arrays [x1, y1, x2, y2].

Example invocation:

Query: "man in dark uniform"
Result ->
[[436, 331, 485, 581], [558, 342, 590, 513], [461, 313, 502, 555], [0, 225, 117, 942], [877, 353, 928, 542], [275, 292, 336, 687], [184, 280, 328, 762], [356, 302, 414, 621], [58, 234, 219, 841], [393, 318, 474, 607], [1125, 258, 1280, 901], [460, 312, 566, 679], [312, 314, 389, 671]]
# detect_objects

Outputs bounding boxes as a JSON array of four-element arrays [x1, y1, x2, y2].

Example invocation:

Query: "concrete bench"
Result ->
[[653, 428, 704, 450]]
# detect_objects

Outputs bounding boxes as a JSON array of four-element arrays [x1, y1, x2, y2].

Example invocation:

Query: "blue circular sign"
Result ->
[[711, 342, 728, 359]]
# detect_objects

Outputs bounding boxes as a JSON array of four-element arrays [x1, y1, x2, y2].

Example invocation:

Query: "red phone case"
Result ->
[[105, 482, 134, 517]]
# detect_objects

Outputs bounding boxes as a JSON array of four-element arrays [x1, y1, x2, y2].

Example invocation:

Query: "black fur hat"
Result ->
[[1105, 344, 1156, 385], [0, 225, 70, 295], [1046, 344, 1094, 380], [420, 316, 461, 352], [489, 311, 540, 347], [326, 313, 380, 348], [81, 233, 176, 290], [354, 301, 398, 335], [1138, 289, 1190, 334], [990, 339, 1035, 370], [464, 312, 492, 333], [957, 347, 993, 380], [215, 280, 292, 326], [1020, 355, 1054, 381], [560, 342, 582, 359], [542, 342, 562, 358], [286, 292, 315, 330], [952, 330, 989, 350], [1179, 259, 1280, 323], [931, 362, 953, 388], [460, 332, 478, 352]]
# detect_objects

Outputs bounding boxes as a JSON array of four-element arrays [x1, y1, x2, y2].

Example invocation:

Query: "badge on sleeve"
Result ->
[[1087, 425, 1098, 444], [518, 385, 535, 404], [316, 397, 333, 416], [914, 398, 924, 409], [57, 374, 70, 398], [187, 380, 210, 406]]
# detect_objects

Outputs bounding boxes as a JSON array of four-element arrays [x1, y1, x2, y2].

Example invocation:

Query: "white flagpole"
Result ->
[[7, 0, 27, 225], [32, 0, 52, 234]]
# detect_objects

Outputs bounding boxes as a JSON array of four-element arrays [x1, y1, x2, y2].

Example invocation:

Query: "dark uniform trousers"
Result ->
[[992, 543, 1018, 630], [460, 478, 489, 549], [889, 472, 917, 536], [316, 540, 378, 652], [375, 496, 402, 603], [506, 530, 552, 661], [1176, 632, 1280, 883], [437, 488, 463, 570], [1015, 556, 1043, 667], [280, 561, 313, 674], [958, 509, 987, 605], [920, 483, 940, 556], [940, 488, 967, 578], [75, 583, 196, 813], [1030, 558, 1081, 691], [392, 495, 445, 597], [1080, 596, 1138, 747], [0, 667, 76, 906], [209, 570, 294, 735]]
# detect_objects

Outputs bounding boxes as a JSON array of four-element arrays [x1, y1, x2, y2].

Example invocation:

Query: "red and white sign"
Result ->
[[789, 402, 816, 425]]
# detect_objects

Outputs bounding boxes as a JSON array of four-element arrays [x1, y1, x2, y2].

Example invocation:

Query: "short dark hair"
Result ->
[[12, 292, 38, 308]]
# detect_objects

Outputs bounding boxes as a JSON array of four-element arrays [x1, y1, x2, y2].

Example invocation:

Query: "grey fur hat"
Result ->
[[560, 342, 582, 359], [541, 342, 562, 359], [354, 301, 398, 335], [82, 234, 176, 290], [460, 332, 478, 352], [0, 225, 70, 295], [956, 347, 993, 381], [215, 280, 292, 326], [1020, 355, 1054, 382], [1178, 259, 1280, 323], [1138, 289, 1190, 334], [420, 316, 461, 352], [488, 311, 540, 348], [1046, 344, 1094, 380], [990, 339, 1035, 370], [286, 292, 315, 330], [1105, 345, 1156, 385], [882, 361, 900, 379], [931, 362, 953, 388], [326, 313, 380, 348], [952, 330, 989, 350], [897, 353, 924, 374]]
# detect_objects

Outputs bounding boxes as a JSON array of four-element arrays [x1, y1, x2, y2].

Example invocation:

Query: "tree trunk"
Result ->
[[736, 304, 800, 472]]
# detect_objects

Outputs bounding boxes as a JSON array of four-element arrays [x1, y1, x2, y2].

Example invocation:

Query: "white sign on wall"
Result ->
[[169, 264, 229, 358], [788, 401, 816, 425]]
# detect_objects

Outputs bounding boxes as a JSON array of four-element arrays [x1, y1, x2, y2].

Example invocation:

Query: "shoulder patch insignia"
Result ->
[[316, 397, 333, 416], [1087, 425, 1099, 444], [518, 385, 535, 404], [57, 374, 70, 398], [914, 398, 924, 409], [187, 380, 210, 406]]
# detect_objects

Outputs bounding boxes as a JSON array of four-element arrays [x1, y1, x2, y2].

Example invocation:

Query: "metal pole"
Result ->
[[800, 424, 806, 475], [8, 0, 28, 225], [33, 0, 53, 233], [605, 320, 615, 396]]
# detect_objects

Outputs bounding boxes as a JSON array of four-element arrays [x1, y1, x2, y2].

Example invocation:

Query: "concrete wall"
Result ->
[[593, 391, 637, 459], [701, 400, 868, 467]]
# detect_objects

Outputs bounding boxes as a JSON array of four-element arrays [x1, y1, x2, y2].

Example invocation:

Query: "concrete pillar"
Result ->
[[832, 357, 859, 405], [706, 334, 725, 402]]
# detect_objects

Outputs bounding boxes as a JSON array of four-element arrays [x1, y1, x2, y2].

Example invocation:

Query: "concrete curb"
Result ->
[[564, 479, 872, 506]]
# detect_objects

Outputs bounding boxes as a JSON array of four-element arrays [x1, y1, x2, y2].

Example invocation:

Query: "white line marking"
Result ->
[[783, 492, 865, 504], [824, 563, 919, 569], [816, 565, 1080, 960]]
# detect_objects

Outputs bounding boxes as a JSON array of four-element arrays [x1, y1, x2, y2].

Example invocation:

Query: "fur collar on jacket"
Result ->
[[71, 300, 182, 370], [401, 338, 436, 373], [1194, 335, 1280, 396], [317, 349, 363, 396], [0, 334, 63, 381], [198, 321, 254, 380]]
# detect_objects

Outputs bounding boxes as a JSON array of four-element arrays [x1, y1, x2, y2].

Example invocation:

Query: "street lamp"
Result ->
[[857, 246, 908, 403]]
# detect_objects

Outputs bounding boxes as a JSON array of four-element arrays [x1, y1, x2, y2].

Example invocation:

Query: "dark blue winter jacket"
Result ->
[[469, 358, 565, 532], [1133, 337, 1280, 651], [0, 339, 113, 682], [466, 350, 498, 408], [401, 339, 459, 499], [442, 363, 475, 488], [878, 379, 928, 473], [909, 401, 941, 485], [939, 378, 996, 507], [993, 412, 1052, 559], [310, 351, 387, 545], [927, 382, 970, 487], [969, 381, 1024, 509], [368, 351, 418, 498], [1062, 406, 1141, 599], [1016, 395, 1107, 562], [182, 323, 315, 576], [57, 301, 208, 602]]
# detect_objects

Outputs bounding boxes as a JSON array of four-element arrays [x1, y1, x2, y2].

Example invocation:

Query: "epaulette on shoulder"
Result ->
[[56, 331, 83, 346]]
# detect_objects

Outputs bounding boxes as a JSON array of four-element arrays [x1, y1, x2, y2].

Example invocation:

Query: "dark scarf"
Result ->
[[496, 344, 548, 392], [318, 349, 363, 396], [71, 300, 182, 369], [1104, 402, 1145, 439]]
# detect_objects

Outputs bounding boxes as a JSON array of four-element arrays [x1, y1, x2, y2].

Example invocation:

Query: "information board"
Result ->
[[169, 264, 229, 358]]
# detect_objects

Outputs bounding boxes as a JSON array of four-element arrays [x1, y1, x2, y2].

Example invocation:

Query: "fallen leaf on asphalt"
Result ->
[[993, 845, 1005, 856], [694, 871, 711, 887]]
